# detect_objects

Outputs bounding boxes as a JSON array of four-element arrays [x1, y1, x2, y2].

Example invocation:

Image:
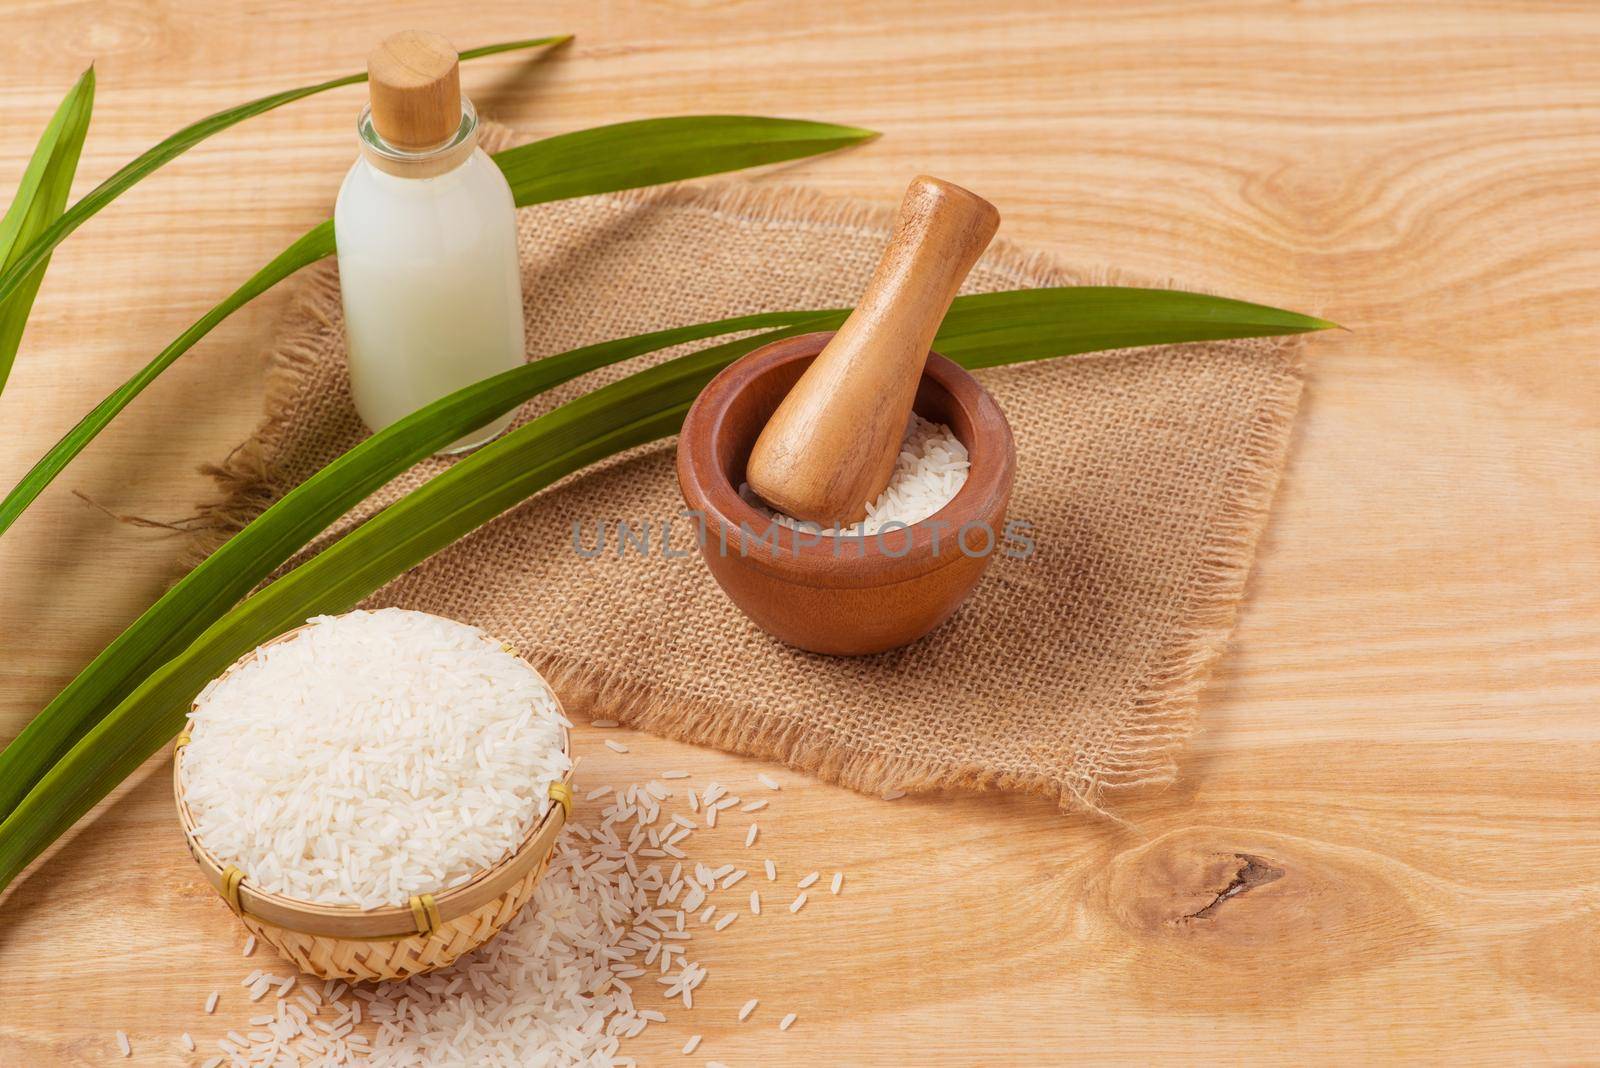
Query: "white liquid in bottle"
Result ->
[[334, 31, 525, 454]]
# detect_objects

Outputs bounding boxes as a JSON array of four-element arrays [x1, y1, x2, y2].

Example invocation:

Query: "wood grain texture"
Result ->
[[0, 1, 1596, 1063]]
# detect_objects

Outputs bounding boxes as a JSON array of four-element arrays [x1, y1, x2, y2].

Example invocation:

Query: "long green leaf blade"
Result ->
[[0, 396, 701, 892], [0, 37, 568, 312], [0, 69, 94, 263], [0, 286, 1326, 821], [0, 309, 834, 819], [0, 116, 876, 540], [933, 288, 1338, 368], [0, 66, 95, 393], [0, 222, 334, 536], [0, 292, 1332, 888], [493, 116, 878, 205]]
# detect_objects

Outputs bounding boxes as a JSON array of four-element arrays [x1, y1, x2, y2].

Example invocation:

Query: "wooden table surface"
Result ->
[[2, 2, 1597, 1064]]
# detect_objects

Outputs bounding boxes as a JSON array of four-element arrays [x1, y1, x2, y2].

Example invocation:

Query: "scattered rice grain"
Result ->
[[203, 768, 833, 1065]]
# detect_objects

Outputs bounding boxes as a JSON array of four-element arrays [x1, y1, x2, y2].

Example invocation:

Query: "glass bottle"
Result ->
[[334, 30, 524, 454]]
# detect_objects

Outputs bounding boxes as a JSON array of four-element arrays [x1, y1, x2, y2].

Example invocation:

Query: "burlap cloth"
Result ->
[[192, 125, 1304, 815]]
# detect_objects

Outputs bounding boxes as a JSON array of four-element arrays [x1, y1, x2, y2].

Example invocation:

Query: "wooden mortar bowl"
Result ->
[[676, 331, 1016, 656]]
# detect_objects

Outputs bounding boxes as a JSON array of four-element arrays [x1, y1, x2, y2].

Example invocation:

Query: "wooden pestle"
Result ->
[[745, 176, 1000, 526]]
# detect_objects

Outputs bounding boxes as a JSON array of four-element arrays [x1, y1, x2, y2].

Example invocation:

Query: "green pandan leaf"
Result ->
[[0, 309, 835, 822], [0, 66, 95, 393], [0, 37, 568, 313], [0, 115, 876, 539], [0, 288, 1333, 889]]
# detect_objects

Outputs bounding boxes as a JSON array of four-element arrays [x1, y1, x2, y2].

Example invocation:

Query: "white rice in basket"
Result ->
[[180, 608, 571, 910], [743, 413, 970, 536]]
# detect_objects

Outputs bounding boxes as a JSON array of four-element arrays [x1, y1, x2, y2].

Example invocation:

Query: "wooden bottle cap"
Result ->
[[367, 30, 462, 149]]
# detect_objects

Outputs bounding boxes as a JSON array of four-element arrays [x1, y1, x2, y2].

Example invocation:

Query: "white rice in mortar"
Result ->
[[180, 608, 571, 910], [744, 413, 970, 536]]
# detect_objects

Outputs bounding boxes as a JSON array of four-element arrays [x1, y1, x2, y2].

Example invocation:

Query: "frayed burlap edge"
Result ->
[[532, 327, 1301, 816], [186, 176, 1306, 815], [184, 263, 345, 568]]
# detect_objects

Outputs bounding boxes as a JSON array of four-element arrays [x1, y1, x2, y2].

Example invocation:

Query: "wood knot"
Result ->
[[1179, 852, 1286, 922], [1086, 827, 1431, 1009], [1102, 836, 1297, 937]]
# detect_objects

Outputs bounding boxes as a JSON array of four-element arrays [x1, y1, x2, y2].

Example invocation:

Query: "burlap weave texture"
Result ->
[[195, 127, 1304, 813]]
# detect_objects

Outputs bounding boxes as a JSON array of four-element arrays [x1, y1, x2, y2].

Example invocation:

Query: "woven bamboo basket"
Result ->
[[173, 620, 573, 983]]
